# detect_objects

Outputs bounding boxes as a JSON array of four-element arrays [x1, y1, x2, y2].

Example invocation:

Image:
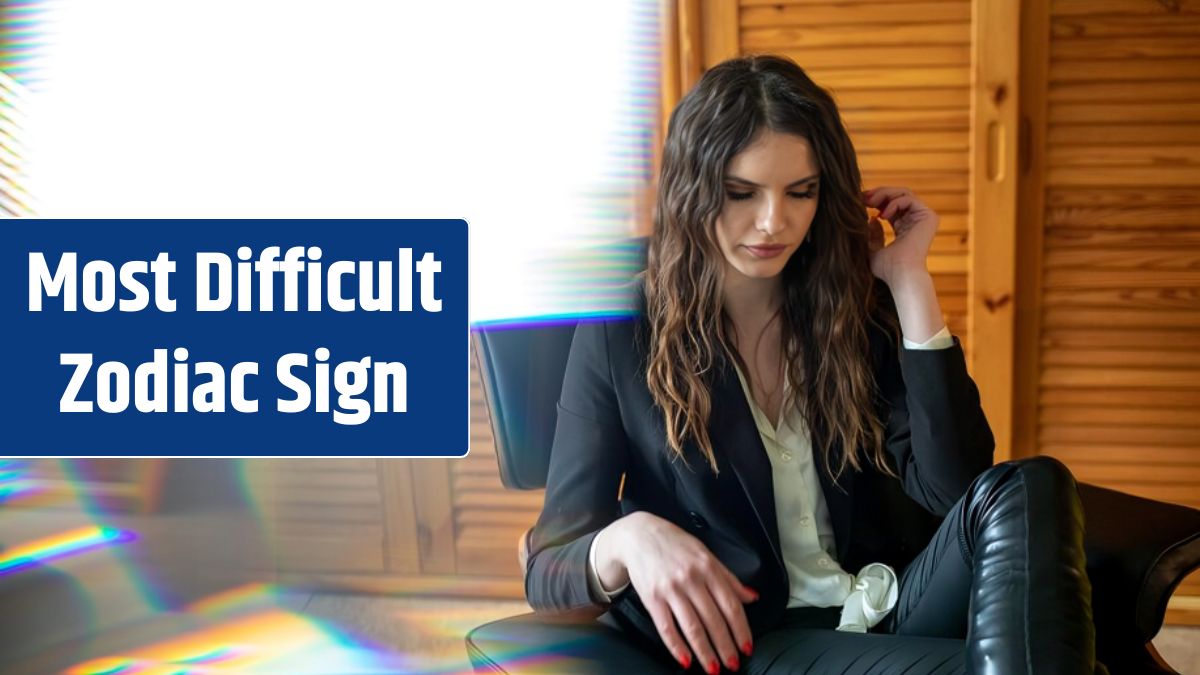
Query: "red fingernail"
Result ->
[[679, 652, 691, 670], [728, 654, 740, 671], [741, 641, 753, 656], [707, 660, 720, 675]]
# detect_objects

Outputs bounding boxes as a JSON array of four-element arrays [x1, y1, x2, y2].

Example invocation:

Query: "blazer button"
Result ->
[[688, 511, 708, 530]]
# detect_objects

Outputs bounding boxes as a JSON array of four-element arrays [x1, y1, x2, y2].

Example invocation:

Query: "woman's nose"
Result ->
[[757, 199, 787, 235]]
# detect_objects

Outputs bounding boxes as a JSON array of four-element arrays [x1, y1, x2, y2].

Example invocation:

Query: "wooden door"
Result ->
[[1016, 0, 1200, 623]]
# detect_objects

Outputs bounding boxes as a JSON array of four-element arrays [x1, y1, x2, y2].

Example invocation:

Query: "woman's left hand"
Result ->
[[862, 186, 938, 286]]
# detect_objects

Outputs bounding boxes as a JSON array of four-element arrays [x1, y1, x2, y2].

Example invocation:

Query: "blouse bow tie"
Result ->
[[836, 562, 899, 633]]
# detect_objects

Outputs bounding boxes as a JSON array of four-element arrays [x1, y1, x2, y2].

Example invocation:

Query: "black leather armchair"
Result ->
[[467, 321, 1200, 674]]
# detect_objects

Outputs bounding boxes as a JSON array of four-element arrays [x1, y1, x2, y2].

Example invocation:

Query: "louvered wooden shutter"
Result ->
[[1023, 0, 1200, 607]]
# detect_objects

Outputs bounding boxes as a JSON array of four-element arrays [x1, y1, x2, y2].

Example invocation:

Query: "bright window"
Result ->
[[15, 0, 658, 323]]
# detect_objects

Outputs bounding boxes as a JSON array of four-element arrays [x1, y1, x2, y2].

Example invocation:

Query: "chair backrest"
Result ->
[[471, 322, 581, 490], [471, 238, 647, 490]]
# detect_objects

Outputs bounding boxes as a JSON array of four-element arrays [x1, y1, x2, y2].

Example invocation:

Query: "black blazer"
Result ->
[[525, 280, 995, 644]]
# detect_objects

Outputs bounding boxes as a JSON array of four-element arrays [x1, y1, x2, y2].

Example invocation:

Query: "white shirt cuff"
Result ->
[[902, 326, 953, 350], [587, 533, 629, 603]]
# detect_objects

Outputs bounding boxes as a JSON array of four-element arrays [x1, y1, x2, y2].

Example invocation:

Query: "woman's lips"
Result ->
[[744, 244, 788, 259]]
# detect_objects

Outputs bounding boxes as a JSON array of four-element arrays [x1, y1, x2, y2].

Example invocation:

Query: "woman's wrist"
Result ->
[[883, 263, 930, 291], [885, 266, 946, 345], [593, 514, 636, 592]]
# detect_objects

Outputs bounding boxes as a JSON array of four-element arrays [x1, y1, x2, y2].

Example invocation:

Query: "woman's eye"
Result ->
[[725, 189, 815, 201]]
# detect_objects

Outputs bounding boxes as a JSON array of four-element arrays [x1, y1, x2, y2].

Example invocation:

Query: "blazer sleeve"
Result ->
[[525, 319, 631, 613], [877, 330, 996, 517]]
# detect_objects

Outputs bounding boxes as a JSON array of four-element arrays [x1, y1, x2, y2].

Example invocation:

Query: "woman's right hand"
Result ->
[[593, 511, 758, 673]]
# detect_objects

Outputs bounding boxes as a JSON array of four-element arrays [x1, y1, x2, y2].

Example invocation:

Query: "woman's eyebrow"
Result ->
[[725, 173, 820, 188]]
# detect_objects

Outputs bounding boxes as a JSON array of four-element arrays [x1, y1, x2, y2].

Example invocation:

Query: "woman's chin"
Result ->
[[733, 261, 787, 279]]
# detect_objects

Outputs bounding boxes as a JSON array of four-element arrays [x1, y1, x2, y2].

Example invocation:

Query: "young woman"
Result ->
[[526, 55, 1095, 674]]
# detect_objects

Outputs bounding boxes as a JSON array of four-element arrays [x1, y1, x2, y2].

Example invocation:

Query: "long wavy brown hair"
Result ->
[[644, 54, 899, 483]]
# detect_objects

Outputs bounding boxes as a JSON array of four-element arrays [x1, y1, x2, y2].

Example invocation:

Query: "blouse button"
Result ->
[[780, 451, 793, 462], [800, 516, 812, 527], [818, 557, 831, 568]]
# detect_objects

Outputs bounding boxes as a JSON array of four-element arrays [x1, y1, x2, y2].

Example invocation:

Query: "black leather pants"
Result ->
[[745, 456, 1096, 674]]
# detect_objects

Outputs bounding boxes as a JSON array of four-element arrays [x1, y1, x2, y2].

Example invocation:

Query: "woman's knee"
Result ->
[[972, 455, 1080, 504], [959, 456, 1085, 562]]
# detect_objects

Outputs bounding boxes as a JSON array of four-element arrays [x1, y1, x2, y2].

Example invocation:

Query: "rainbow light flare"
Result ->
[[0, 0, 47, 85], [0, 460, 42, 504], [0, 66, 35, 216], [0, 0, 51, 86], [0, 0, 41, 216], [65, 608, 413, 675], [0, 525, 135, 576], [60, 583, 587, 674]]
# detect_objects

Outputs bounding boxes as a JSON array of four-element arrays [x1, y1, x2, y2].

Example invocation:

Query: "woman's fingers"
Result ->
[[711, 572, 755, 658], [718, 565, 759, 604], [864, 187, 937, 244], [879, 195, 913, 223], [667, 594, 722, 675], [862, 185, 903, 209], [862, 186, 914, 220], [644, 596, 693, 670], [690, 587, 742, 672]]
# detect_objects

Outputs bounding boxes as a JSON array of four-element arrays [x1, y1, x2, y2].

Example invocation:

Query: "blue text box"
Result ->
[[1, 219, 468, 457]]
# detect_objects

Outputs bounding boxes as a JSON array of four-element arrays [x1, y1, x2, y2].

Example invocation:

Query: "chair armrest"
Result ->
[[1078, 482, 1200, 646], [466, 613, 675, 674]]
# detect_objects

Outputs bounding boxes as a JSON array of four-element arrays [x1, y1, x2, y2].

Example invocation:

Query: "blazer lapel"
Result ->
[[708, 358, 785, 572]]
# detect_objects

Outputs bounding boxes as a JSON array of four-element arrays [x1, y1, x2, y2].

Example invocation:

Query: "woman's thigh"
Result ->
[[880, 490, 974, 638]]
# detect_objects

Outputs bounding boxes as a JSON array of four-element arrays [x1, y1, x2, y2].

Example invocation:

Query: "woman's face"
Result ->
[[713, 130, 820, 281]]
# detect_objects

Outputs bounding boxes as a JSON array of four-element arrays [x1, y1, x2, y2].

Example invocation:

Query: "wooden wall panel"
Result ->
[[378, 459, 421, 574], [969, 0, 1021, 463]]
